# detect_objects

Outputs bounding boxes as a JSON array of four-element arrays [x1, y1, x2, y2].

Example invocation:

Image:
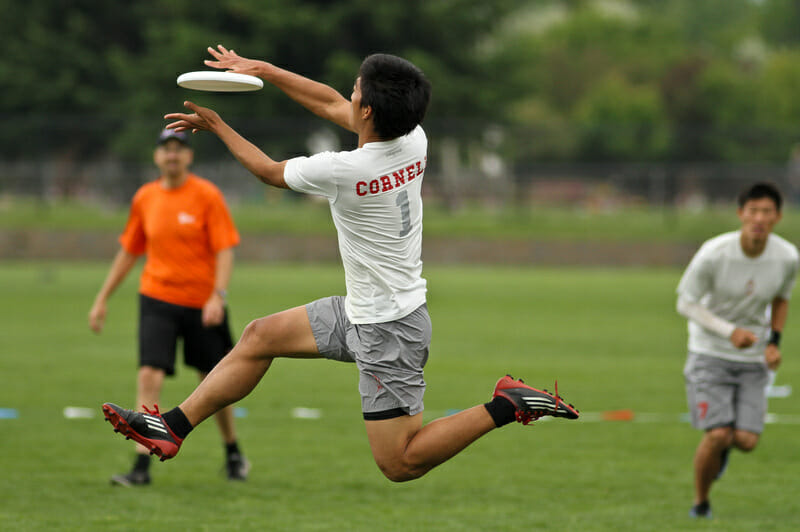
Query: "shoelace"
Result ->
[[142, 404, 162, 417], [541, 380, 577, 414], [518, 379, 576, 425], [553, 380, 562, 412]]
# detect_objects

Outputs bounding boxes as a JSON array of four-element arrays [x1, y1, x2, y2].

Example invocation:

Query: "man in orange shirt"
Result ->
[[89, 129, 249, 486]]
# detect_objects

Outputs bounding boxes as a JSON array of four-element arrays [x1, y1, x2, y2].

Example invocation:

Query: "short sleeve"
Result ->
[[283, 152, 338, 199], [119, 192, 147, 255], [677, 244, 713, 302], [206, 189, 240, 252]]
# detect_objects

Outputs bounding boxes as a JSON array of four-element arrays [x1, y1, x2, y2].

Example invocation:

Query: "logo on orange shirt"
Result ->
[[178, 212, 196, 225]]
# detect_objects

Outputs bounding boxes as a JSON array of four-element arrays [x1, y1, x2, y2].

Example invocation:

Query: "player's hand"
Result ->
[[730, 328, 757, 349], [88, 300, 107, 334], [202, 293, 225, 328], [204, 44, 267, 77], [165, 101, 221, 134], [765, 343, 782, 370]]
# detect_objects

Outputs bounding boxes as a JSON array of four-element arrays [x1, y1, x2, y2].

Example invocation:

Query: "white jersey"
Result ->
[[677, 231, 799, 362], [284, 125, 428, 324]]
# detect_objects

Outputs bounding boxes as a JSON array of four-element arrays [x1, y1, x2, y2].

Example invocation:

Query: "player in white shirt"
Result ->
[[677, 182, 798, 518], [101, 47, 579, 482]]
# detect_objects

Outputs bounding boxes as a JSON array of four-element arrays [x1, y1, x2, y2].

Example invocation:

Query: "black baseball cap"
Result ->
[[157, 128, 190, 147]]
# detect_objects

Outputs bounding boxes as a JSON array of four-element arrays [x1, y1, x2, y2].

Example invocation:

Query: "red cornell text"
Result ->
[[355, 157, 427, 196]]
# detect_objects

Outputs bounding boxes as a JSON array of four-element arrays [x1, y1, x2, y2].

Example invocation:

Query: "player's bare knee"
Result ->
[[734, 431, 759, 452], [237, 319, 262, 351], [379, 465, 420, 483], [706, 426, 734, 449], [737, 441, 758, 453], [379, 466, 411, 483], [239, 316, 279, 356], [375, 456, 425, 483]]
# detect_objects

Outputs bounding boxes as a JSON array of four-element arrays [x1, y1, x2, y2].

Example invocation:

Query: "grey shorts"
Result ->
[[684, 352, 769, 434], [306, 296, 431, 419]]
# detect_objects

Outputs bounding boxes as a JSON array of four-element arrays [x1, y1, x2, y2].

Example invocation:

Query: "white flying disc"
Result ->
[[177, 71, 264, 92]]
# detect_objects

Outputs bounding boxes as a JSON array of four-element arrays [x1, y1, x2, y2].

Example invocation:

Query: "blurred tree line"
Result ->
[[2, 0, 800, 167]]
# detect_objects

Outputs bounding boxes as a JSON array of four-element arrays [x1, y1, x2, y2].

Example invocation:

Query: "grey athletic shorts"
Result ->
[[684, 352, 769, 434], [306, 296, 432, 419]]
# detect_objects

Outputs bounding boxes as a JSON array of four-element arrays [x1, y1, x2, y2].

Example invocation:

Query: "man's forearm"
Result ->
[[214, 121, 287, 188], [96, 248, 138, 302], [256, 63, 353, 131], [771, 297, 789, 333], [214, 248, 234, 298]]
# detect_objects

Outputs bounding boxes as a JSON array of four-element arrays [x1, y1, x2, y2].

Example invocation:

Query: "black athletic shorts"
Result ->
[[138, 293, 234, 376]]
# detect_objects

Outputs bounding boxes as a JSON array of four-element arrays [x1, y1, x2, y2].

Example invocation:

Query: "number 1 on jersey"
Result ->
[[396, 190, 412, 237]]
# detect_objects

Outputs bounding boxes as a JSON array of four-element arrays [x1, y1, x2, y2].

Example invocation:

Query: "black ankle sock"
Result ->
[[225, 441, 241, 458], [162, 407, 193, 439], [133, 453, 151, 472], [484, 396, 517, 427]]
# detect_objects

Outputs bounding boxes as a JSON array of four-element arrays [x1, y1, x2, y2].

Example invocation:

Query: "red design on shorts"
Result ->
[[698, 401, 709, 420]]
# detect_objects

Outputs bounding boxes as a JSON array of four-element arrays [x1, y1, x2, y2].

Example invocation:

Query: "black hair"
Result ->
[[358, 53, 431, 140], [738, 181, 783, 211]]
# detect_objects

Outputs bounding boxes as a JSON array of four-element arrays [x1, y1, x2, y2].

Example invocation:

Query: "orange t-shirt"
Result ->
[[119, 174, 240, 308]]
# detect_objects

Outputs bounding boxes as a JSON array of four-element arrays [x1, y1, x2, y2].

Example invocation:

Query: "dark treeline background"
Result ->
[[3, 0, 800, 194]]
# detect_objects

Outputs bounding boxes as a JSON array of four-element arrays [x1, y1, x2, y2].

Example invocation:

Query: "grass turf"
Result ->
[[1, 262, 799, 531], [5, 197, 800, 243]]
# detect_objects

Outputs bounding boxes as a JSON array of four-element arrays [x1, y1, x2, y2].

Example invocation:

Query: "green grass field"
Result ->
[[2, 262, 799, 531], [6, 197, 800, 243]]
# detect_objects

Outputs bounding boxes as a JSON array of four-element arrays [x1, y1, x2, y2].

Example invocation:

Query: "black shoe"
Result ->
[[689, 501, 712, 519], [110, 470, 151, 487], [492, 375, 580, 425], [226, 453, 251, 481], [102, 403, 183, 461]]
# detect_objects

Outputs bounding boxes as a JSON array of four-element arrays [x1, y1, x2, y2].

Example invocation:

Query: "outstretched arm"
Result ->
[[165, 101, 288, 188], [204, 45, 355, 133]]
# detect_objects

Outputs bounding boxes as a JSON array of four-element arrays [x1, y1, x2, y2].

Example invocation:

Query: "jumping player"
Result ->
[[101, 46, 579, 482], [677, 182, 798, 517]]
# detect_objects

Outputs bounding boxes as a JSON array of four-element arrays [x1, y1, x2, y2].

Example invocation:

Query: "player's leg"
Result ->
[[731, 361, 768, 453], [178, 304, 320, 426], [732, 430, 759, 451], [364, 377, 579, 482], [356, 304, 577, 482], [207, 394, 237, 445], [684, 353, 736, 516], [365, 407, 496, 482], [693, 426, 734, 504], [690, 361, 766, 507], [103, 303, 321, 460]]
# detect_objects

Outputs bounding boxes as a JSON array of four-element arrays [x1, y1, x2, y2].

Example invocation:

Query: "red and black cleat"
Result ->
[[102, 403, 183, 461], [492, 375, 580, 425]]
